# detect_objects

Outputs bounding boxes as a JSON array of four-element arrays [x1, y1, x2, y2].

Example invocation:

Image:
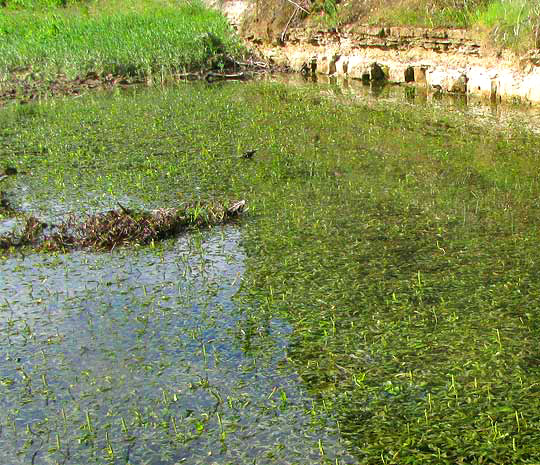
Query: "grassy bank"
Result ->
[[247, 0, 540, 52], [0, 0, 244, 81], [366, 0, 540, 50]]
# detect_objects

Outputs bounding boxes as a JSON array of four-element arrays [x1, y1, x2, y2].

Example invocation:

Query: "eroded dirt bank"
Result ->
[[208, 0, 540, 104]]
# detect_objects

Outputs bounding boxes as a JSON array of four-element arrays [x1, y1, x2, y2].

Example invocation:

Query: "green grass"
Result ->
[[304, 0, 488, 28], [366, 0, 537, 30], [310, 0, 540, 50], [1, 0, 76, 8], [474, 0, 535, 27], [0, 0, 244, 80], [368, 4, 473, 28], [1, 0, 67, 8], [472, 0, 540, 50]]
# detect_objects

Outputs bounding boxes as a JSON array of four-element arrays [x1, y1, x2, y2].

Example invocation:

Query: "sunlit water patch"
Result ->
[[271, 73, 540, 133], [0, 227, 356, 465]]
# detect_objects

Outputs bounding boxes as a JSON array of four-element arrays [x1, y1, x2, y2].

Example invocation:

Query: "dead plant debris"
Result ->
[[0, 200, 247, 252], [0, 55, 276, 106]]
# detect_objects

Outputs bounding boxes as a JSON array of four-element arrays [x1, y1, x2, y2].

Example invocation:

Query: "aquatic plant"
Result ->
[[1, 80, 540, 464]]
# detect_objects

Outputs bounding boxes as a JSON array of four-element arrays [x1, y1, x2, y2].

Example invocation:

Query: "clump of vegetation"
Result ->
[[0, 200, 246, 251], [0, 216, 45, 249], [0, 171, 18, 218], [0, 0, 70, 8], [0, 0, 245, 83], [472, 0, 540, 51], [0, 191, 13, 213]]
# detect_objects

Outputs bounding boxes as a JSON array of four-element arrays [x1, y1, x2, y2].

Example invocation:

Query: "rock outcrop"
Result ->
[[206, 0, 540, 105]]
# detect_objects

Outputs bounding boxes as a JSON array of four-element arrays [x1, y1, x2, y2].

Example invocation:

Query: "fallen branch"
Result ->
[[0, 191, 12, 210], [205, 72, 247, 82], [175, 72, 201, 80], [0, 216, 45, 250]]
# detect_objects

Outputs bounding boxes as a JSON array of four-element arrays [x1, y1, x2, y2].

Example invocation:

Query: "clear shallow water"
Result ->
[[0, 227, 355, 464], [2, 79, 540, 464], [0, 217, 24, 235]]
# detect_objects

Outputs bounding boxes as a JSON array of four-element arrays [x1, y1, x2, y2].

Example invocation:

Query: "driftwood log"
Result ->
[[205, 72, 247, 82]]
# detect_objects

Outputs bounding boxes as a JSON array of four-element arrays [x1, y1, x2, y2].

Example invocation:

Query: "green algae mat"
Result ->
[[1, 81, 540, 464]]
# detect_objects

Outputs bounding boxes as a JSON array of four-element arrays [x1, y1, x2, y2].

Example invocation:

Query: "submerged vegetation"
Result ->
[[1, 80, 540, 463], [1, 0, 539, 462]]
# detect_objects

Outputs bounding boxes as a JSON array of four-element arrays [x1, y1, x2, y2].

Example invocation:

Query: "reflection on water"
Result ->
[[0, 227, 356, 464], [270, 72, 540, 133], [0, 217, 25, 235]]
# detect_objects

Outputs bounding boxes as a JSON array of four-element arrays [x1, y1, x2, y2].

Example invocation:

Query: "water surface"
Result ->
[[1, 79, 540, 464], [0, 228, 354, 464]]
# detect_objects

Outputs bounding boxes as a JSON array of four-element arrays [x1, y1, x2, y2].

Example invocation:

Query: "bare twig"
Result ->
[[282, 6, 300, 43], [205, 72, 246, 82], [284, 0, 309, 14], [117, 202, 132, 215]]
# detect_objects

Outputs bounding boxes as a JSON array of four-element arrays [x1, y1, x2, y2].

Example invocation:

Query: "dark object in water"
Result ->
[[4, 166, 17, 176], [43, 200, 248, 251], [240, 149, 257, 159], [1, 200, 247, 252], [205, 71, 246, 83], [0, 216, 45, 250], [0, 191, 11, 210]]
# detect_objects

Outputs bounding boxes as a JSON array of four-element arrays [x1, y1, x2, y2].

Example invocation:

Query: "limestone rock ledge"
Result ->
[[204, 0, 540, 104], [258, 28, 540, 105]]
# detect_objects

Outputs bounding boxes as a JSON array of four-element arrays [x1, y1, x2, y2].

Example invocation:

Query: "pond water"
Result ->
[[0, 228, 354, 464], [1, 79, 540, 464]]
